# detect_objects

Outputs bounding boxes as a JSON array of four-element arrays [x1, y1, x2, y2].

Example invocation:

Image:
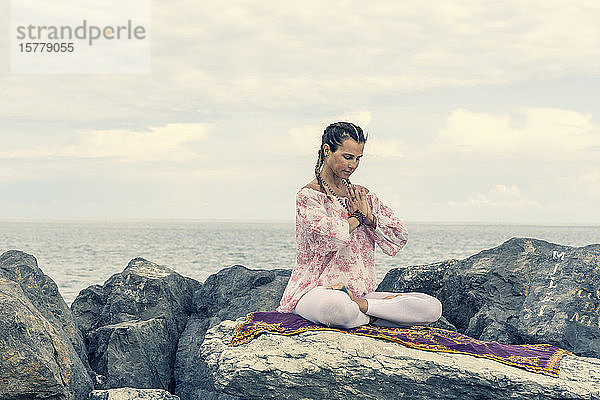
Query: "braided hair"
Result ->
[[314, 122, 368, 199]]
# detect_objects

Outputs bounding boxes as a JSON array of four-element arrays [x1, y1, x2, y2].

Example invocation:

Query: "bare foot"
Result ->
[[350, 292, 368, 314], [326, 282, 345, 290], [326, 282, 368, 313]]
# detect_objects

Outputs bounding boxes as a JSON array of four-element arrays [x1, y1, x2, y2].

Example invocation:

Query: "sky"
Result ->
[[1, 0, 599, 224]]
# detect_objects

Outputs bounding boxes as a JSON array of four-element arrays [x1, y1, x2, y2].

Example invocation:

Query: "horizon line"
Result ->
[[0, 217, 599, 227]]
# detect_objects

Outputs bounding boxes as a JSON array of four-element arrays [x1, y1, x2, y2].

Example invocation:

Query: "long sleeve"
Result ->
[[296, 189, 351, 253], [277, 187, 388, 313], [365, 192, 408, 256]]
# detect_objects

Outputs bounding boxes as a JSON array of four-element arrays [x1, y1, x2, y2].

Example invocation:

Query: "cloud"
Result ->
[[285, 111, 373, 156], [3, 1, 600, 122], [462, 184, 539, 208], [2, 1, 599, 223], [580, 171, 600, 183], [70, 123, 209, 162], [578, 171, 600, 195], [364, 138, 405, 158], [0, 166, 14, 182], [333, 111, 372, 128], [287, 125, 323, 156], [431, 107, 600, 159], [0, 123, 210, 163]]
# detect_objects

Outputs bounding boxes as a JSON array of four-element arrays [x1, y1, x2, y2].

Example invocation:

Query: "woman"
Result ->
[[276, 122, 442, 329]]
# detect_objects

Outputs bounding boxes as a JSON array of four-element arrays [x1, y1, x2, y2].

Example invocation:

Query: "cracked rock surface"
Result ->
[[71, 257, 200, 391], [378, 238, 600, 358], [202, 318, 600, 400], [174, 265, 290, 400], [0, 250, 94, 400], [89, 388, 181, 400]]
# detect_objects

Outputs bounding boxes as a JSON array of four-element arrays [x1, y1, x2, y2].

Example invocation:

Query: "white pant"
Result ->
[[294, 286, 443, 329]]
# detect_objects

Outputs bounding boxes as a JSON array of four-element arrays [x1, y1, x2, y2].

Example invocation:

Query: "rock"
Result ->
[[202, 318, 600, 400], [71, 257, 200, 391], [377, 237, 600, 358], [428, 315, 457, 331], [89, 387, 180, 400], [71, 283, 104, 334], [174, 265, 290, 400], [194, 265, 292, 321], [0, 250, 94, 400]]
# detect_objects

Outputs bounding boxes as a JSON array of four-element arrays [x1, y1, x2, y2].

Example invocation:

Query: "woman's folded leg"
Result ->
[[362, 291, 442, 326], [293, 286, 370, 329]]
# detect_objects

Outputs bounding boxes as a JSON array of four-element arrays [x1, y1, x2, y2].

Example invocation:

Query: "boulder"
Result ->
[[71, 257, 200, 391], [377, 237, 600, 358], [202, 317, 600, 400], [174, 265, 290, 400], [428, 315, 457, 331], [89, 388, 180, 400], [0, 250, 94, 400]]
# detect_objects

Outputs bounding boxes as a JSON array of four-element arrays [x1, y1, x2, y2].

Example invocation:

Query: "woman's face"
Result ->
[[323, 138, 365, 179]]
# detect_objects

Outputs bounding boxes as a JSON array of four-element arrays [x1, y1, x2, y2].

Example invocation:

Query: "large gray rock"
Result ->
[[202, 318, 600, 400], [71, 258, 200, 391], [377, 237, 600, 358], [89, 388, 180, 400], [174, 265, 290, 400], [0, 250, 94, 400]]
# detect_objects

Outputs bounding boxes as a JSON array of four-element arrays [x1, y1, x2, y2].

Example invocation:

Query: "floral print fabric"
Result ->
[[276, 187, 408, 313]]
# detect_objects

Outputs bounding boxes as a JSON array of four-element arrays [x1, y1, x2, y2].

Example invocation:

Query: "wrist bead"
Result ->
[[350, 210, 365, 226]]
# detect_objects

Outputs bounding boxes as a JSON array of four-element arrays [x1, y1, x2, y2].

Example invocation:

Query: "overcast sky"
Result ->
[[1, 0, 599, 224]]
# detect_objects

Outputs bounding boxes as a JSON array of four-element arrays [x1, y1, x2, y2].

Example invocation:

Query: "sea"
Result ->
[[1, 219, 599, 305]]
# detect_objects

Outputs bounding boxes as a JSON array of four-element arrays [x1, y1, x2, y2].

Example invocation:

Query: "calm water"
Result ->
[[1, 220, 599, 305]]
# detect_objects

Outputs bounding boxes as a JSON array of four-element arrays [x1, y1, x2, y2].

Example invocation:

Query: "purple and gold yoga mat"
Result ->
[[229, 311, 571, 377]]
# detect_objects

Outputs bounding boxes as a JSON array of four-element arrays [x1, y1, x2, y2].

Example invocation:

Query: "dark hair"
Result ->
[[314, 122, 368, 199]]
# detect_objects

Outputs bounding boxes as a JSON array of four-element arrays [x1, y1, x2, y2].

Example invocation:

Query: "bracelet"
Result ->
[[350, 210, 365, 226]]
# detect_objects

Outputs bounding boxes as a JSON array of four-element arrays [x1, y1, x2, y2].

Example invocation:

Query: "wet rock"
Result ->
[[174, 265, 290, 400], [0, 250, 94, 400], [71, 258, 200, 391], [202, 317, 600, 400], [377, 237, 600, 358]]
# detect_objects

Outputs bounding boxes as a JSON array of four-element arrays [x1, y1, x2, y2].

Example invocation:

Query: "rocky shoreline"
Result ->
[[1, 237, 599, 400]]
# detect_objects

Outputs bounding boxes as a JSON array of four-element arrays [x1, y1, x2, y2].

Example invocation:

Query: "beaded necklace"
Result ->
[[318, 173, 352, 216]]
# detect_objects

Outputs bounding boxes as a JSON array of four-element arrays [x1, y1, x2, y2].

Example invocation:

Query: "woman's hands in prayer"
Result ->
[[347, 185, 375, 226]]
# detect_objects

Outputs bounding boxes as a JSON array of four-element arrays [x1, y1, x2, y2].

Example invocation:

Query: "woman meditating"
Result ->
[[276, 122, 442, 329]]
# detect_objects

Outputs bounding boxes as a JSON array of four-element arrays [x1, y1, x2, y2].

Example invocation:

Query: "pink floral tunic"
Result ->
[[276, 187, 408, 313]]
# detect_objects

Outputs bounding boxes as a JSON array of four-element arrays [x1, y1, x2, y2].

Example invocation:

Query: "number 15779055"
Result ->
[[19, 42, 74, 52]]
